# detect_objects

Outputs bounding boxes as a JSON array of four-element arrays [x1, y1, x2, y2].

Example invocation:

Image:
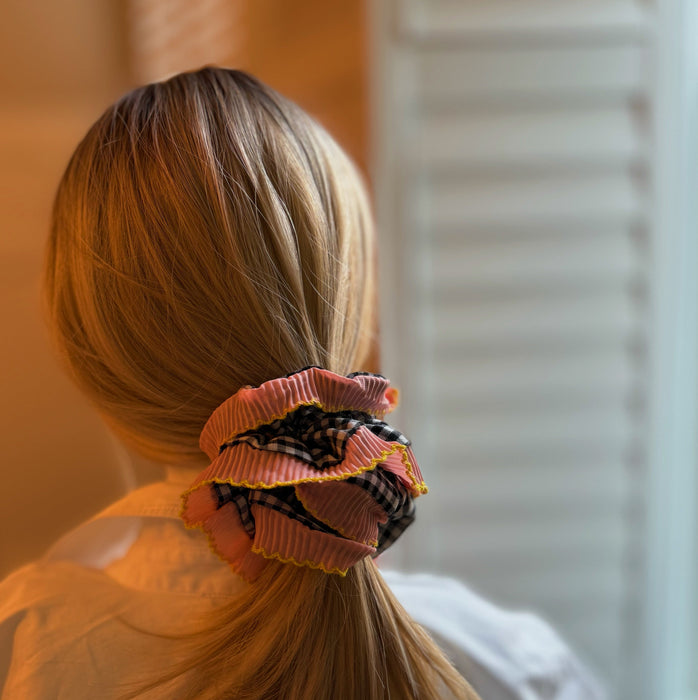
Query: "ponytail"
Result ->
[[45, 67, 479, 700], [117, 558, 477, 699]]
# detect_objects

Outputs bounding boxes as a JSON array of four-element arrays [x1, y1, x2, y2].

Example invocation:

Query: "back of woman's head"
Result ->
[[45, 67, 477, 699], [46, 66, 375, 466]]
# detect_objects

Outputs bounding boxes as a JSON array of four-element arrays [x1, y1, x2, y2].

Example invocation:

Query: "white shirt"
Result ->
[[0, 467, 605, 699]]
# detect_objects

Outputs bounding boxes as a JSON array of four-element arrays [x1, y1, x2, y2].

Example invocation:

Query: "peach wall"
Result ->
[[0, 2, 132, 578], [0, 1, 369, 578]]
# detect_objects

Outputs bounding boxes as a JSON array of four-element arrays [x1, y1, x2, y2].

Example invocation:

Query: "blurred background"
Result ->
[[1, 1, 697, 699]]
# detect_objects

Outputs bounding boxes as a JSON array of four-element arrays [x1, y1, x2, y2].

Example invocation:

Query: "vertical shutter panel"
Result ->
[[371, 1, 653, 695]]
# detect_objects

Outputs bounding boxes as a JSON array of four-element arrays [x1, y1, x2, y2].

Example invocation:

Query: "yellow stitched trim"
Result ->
[[219, 399, 388, 445], [233, 567, 256, 585], [179, 443, 428, 578], [187, 516, 241, 570], [396, 444, 429, 495], [180, 445, 404, 502], [180, 443, 429, 526], [250, 544, 349, 576], [183, 508, 351, 580], [180, 510, 266, 584]]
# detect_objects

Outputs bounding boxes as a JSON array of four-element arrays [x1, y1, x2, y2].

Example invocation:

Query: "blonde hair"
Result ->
[[44, 67, 478, 699]]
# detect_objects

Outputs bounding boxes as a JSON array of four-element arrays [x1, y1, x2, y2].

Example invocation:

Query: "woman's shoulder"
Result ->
[[0, 558, 188, 699], [0, 559, 120, 697], [0, 558, 131, 656], [0, 559, 106, 614], [380, 568, 606, 700]]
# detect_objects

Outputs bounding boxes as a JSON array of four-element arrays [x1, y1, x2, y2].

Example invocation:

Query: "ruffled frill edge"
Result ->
[[199, 367, 399, 460], [182, 435, 427, 581], [182, 368, 425, 581]]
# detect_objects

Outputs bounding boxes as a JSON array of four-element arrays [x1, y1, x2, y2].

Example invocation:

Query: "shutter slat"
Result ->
[[433, 347, 634, 402], [431, 230, 639, 291], [399, 0, 650, 42], [415, 46, 647, 102], [433, 406, 635, 451], [428, 172, 645, 229], [445, 560, 629, 609], [415, 106, 644, 170], [432, 290, 641, 346], [437, 511, 628, 559]]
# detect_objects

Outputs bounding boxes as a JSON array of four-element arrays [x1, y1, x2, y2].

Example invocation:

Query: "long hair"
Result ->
[[44, 67, 478, 699]]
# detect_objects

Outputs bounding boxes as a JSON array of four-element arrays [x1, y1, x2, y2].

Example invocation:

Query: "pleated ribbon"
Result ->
[[180, 367, 428, 581]]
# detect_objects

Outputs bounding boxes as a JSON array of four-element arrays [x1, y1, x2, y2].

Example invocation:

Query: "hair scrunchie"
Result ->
[[180, 366, 428, 581]]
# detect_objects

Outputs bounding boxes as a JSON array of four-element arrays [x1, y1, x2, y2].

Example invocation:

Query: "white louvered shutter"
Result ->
[[369, 2, 697, 699]]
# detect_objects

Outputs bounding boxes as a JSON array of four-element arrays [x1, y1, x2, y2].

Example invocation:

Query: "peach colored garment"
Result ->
[[0, 468, 245, 699], [0, 467, 604, 699]]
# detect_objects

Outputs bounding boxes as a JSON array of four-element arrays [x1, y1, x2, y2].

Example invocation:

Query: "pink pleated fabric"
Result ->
[[180, 368, 427, 581]]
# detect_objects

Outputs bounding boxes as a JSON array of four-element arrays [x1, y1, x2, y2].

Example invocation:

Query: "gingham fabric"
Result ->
[[181, 367, 427, 579], [222, 405, 411, 469], [211, 451, 416, 556]]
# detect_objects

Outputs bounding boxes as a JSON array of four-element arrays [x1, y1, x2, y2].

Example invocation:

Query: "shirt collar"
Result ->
[[164, 465, 203, 486]]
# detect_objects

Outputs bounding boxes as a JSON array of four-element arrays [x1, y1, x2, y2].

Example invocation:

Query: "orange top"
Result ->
[[0, 467, 605, 699]]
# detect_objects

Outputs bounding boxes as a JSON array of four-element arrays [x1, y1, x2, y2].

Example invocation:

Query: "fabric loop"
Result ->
[[180, 367, 427, 581]]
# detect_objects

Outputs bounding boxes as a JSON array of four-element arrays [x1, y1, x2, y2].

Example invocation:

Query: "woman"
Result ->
[[0, 67, 602, 699]]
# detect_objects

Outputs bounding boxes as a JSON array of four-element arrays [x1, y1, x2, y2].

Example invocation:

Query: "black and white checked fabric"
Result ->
[[347, 468, 416, 555], [212, 482, 341, 539], [211, 471, 415, 556], [220, 405, 410, 471], [211, 404, 416, 555]]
